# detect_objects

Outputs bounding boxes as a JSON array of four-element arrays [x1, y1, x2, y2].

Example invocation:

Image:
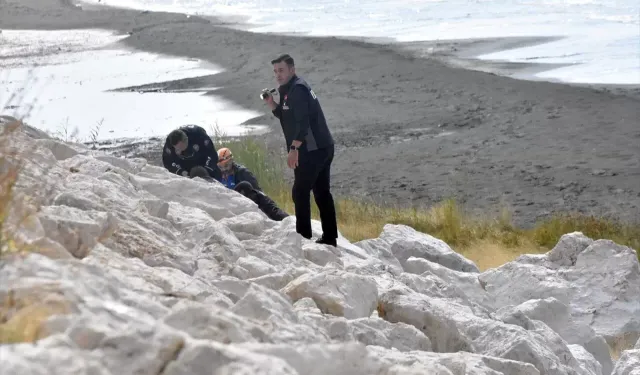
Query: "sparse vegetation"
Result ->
[[0, 118, 25, 259], [608, 332, 640, 361], [213, 128, 640, 271], [0, 99, 67, 344], [88, 119, 104, 150]]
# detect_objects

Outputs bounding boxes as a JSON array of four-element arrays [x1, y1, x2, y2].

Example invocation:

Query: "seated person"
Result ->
[[189, 166, 289, 222], [216, 147, 261, 191], [162, 124, 221, 181]]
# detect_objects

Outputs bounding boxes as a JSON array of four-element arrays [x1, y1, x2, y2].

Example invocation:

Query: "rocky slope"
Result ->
[[1, 120, 639, 375]]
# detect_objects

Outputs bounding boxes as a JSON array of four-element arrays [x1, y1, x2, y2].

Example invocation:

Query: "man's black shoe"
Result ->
[[315, 236, 337, 247]]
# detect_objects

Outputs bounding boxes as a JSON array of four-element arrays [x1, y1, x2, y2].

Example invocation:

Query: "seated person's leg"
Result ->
[[234, 181, 259, 203], [258, 194, 289, 221], [234, 181, 289, 221]]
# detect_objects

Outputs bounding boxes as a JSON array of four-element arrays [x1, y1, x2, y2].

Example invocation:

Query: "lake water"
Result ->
[[0, 29, 266, 142], [81, 0, 639, 84]]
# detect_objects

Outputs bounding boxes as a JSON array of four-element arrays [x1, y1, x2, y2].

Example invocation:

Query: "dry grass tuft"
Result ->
[[0, 117, 70, 344], [0, 285, 71, 344], [0, 118, 25, 257], [608, 332, 640, 360]]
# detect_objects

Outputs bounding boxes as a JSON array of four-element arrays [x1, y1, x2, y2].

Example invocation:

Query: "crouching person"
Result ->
[[162, 124, 222, 181], [189, 166, 289, 222]]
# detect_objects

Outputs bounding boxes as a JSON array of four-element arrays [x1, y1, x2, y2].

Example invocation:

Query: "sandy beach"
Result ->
[[1, 0, 639, 227]]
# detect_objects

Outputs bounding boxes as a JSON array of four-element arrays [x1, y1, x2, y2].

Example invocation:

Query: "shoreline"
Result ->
[[1, 0, 639, 228]]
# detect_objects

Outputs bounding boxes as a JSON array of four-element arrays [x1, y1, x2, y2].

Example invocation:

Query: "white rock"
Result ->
[[35, 138, 80, 160], [303, 242, 343, 266], [584, 336, 615, 375], [404, 256, 494, 313], [480, 233, 640, 343], [233, 255, 277, 279], [377, 224, 480, 273], [321, 316, 432, 351], [282, 269, 379, 319], [611, 349, 640, 375], [231, 283, 297, 324], [243, 266, 306, 290], [492, 298, 613, 375], [569, 345, 603, 375], [0, 338, 112, 375], [368, 345, 541, 375], [162, 340, 300, 375], [88, 323, 185, 375], [378, 286, 588, 375], [37, 205, 118, 258], [353, 236, 404, 275], [293, 297, 321, 314], [545, 232, 594, 268], [163, 304, 269, 343], [219, 211, 277, 238]]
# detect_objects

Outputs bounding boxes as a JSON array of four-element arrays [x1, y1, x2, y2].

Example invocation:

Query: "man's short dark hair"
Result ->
[[189, 166, 209, 179], [271, 54, 295, 67], [168, 129, 187, 146]]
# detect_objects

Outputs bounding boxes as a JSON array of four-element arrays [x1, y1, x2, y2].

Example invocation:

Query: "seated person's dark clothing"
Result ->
[[219, 163, 262, 192], [234, 181, 289, 221], [162, 124, 221, 181], [189, 167, 289, 222]]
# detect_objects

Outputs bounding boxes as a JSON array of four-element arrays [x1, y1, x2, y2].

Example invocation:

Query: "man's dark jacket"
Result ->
[[162, 124, 221, 180], [231, 163, 262, 192], [272, 75, 334, 153]]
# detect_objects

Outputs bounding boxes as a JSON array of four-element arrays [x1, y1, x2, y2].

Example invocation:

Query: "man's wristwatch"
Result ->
[[290, 145, 298, 151]]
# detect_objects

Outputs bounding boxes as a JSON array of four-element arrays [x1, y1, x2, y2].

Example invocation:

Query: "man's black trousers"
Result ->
[[292, 145, 338, 240]]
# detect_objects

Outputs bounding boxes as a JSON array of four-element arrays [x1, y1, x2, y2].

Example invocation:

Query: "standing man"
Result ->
[[262, 54, 338, 247], [162, 124, 222, 181]]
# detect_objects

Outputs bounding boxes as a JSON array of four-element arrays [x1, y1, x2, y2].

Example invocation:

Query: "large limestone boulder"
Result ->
[[479, 232, 640, 346], [281, 269, 378, 319], [357, 224, 480, 273]]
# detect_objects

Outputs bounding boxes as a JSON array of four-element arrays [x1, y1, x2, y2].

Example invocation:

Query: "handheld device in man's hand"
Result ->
[[260, 88, 276, 100]]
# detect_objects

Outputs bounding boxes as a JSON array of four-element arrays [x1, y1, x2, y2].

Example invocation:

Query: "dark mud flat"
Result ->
[[2, 0, 639, 227]]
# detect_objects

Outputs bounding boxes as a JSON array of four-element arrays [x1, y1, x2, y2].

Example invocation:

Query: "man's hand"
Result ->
[[287, 149, 298, 169], [263, 92, 277, 110]]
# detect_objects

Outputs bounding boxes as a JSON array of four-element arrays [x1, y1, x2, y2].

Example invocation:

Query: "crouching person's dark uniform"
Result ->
[[162, 124, 221, 181]]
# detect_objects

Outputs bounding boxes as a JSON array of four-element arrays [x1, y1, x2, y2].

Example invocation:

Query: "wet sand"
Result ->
[[2, 0, 639, 227]]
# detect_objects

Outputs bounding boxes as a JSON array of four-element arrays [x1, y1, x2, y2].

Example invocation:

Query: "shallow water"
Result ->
[[82, 0, 640, 84], [0, 29, 266, 142]]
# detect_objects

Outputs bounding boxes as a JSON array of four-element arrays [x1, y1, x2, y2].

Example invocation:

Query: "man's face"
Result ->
[[173, 140, 188, 155], [273, 62, 295, 86]]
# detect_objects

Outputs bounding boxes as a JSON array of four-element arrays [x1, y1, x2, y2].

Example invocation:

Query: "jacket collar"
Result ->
[[279, 74, 298, 93]]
